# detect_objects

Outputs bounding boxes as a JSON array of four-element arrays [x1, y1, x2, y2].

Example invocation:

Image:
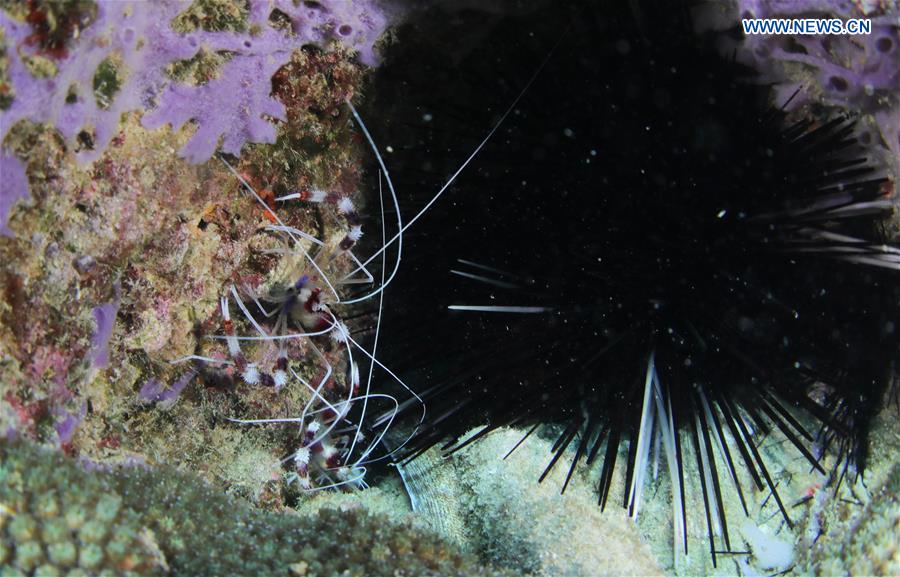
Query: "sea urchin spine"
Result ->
[[365, 0, 899, 564]]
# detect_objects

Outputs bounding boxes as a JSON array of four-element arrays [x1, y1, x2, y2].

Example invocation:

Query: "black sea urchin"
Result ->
[[360, 0, 899, 562]]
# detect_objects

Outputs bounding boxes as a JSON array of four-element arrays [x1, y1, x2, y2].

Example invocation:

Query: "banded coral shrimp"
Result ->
[[174, 36, 553, 492], [164, 98, 434, 493], [153, 0, 561, 502]]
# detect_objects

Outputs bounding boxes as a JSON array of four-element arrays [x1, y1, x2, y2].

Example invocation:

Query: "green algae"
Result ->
[[165, 48, 231, 86], [0, 27, 12, 110], [171, 0, 250, 34], [92, 56, 122, 110]]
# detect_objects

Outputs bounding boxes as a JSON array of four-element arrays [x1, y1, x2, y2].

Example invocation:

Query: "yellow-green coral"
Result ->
[[1, 446, 168, 575], [0, 440, 509, 577]]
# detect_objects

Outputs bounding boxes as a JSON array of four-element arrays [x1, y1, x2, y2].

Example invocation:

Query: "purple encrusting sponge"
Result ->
[[731, 1, 899, 171], [0, 0, 390, 233]]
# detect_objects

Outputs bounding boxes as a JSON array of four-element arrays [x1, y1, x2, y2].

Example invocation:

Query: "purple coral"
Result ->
[[0, 0, 392, 229], [0, 3, 192, 165], [0, 1, 389, 162], [143, 0, 390, 162], [54, 403, 86, 443], [267, 0, 388, 67], [138, 372, 193, 404], [0, 149, 28, 236], [90, 297, 119, 368], [143, 36, 292, 164]]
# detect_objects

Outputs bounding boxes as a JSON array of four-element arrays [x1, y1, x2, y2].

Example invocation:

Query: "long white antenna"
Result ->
[[344, 36, 564, 280]]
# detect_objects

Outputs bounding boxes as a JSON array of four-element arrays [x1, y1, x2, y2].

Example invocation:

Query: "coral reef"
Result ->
[[2, 2, 895, 577], [0, 439, 509, 576], [794, 390, 900, 577], [0, 110, 328, 492], [796, 463, 900, 576], [0, 0, 388, 168], [0, 0, 382, 501], [809, 463, 900, 576], [396, 420, 850, 577], [398, 428, 665, 577]]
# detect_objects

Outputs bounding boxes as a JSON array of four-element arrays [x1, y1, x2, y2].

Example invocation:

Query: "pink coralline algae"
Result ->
[[0, 0, 391, 230]]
